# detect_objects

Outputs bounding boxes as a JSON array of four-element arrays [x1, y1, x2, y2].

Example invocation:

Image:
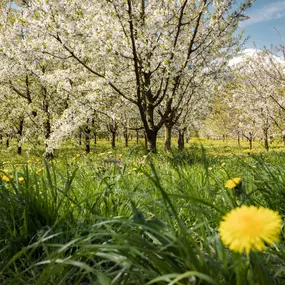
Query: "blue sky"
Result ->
[[239, 0, 285, 48]]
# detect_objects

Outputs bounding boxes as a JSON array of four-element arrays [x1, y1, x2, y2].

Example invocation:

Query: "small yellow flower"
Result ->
[[208, 167, 213, 171], [9, 175, 14, 179], [219, 206, 282, 254], [224, 177, 242, 189], [243, 149, 252, 154], [36, 168, 44, 174], [2, 175, 10, 182], [18, 177, 24, 183], [221, 162, 226, 167]]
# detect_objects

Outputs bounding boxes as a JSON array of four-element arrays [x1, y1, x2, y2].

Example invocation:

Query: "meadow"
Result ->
[[0, 138, 285, 285]]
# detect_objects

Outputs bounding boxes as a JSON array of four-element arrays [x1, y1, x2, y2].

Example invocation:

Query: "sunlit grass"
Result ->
[[0, 138, 285, 284]]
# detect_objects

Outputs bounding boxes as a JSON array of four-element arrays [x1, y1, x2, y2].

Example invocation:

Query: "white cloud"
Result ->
[[240, 1, 285, 27]]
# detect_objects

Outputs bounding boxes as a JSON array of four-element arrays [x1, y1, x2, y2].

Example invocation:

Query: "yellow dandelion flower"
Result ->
[[219, 206, 282, 254], [208, 167, 213, 171], [18, 177, 24, 183], [2, 175, 10, 182], [243, 149, 252, 154], [36, 168, 44, 174], [224, 177, 242, 189], [221, 162, 226, 167]]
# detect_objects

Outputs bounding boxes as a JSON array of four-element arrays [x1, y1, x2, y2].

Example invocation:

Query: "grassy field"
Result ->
[[0, 138, 285, 284]]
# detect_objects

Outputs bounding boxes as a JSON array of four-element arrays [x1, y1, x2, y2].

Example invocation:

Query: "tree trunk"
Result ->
[[249, 139, 252, 150], [164, 124, 172, 151], [111, 132, 116, 148], [178, 130, 185, 151], [6, 138, 9, 148], [146, 130, 157, 153], [44, 118, 51, 144], [144, 131, 148, 150], [85, 136, 90, 153], [124, 128, 129, 147], [237, 133, 240, 146], [243, 133, 253, 150], [43, 118, 53, 158], [85, 132, 90, 153], [263, 128, 269, 151], [41, 84, 53, 159], [136, 130, 139, 144], [17, 145, 22, 155], [17, 118, 24, 155], [84, 123, 91, 153], [107, 120, 118, 149], [94, 132, 97, 145]]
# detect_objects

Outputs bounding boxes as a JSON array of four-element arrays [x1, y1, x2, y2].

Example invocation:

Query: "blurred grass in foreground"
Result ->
[[0, 138, 285, 284]]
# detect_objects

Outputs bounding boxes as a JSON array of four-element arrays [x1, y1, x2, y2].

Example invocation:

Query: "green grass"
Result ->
[[0, 138, 285, 284]]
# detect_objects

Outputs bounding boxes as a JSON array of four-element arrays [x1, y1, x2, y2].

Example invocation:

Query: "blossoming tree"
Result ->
[[1, 0, 254, 153], [212, 48, 285, 150]]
